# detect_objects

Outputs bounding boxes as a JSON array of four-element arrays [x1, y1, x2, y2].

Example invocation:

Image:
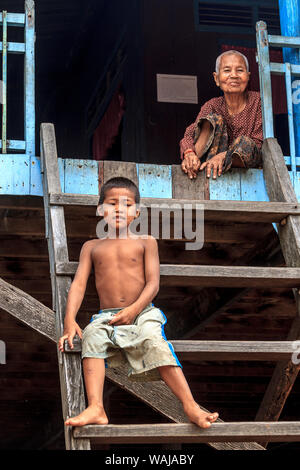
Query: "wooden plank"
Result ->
[[73, 422, 300, 443], [0, 41, 25, 53], [49, 193, 300, 223], [256, 21, 275, 138], [64, 159, 99, 195], [268, 34, 300, 48], [0, 155, 30, 195], [0, 277, 55, 341], [138, 164, 172, 198], [64, 339, 296, 361], [270, 62, 300, 76], [56, 262, 300, 288], [174, 340, 295, 361], [240, 169, 269, 202], [209, 169, 241, 201], [255, 138, 300, 437], [160, 265, 300, 288], [102, 161, 138, 187], [0, 12, 25, 26], [171, 165, 207, 199], [25, 0, 35, 158], [40, 123, 90, 451]]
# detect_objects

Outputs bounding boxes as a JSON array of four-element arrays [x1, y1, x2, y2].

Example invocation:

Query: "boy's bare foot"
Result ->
[[184, 401, 219, 429], [65, 404, 108, 427]]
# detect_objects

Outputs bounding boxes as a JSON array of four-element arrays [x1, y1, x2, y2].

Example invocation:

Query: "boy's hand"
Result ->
[[58, 321, 82, 352], [108, 306, 138, 326]]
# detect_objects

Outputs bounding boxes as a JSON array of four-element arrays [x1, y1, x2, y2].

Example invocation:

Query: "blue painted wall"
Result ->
[[0, 155, 273, 202]]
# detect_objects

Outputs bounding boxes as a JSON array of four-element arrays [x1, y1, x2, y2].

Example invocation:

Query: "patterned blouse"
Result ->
[[179, 91, 263, 159]]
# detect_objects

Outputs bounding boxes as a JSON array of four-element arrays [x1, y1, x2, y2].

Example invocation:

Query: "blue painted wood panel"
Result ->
[[209, 169, 241, 200], [240, 169, 269, 202], [30, 156, 64, 196], [2, 154, 300, 203], [137, 164, 172, 198], [0, 154, 30, 194], [64, 159, 98, 195]]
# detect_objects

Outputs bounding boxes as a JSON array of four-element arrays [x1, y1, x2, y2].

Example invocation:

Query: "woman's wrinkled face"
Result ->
[[213, 54, 250, 95]]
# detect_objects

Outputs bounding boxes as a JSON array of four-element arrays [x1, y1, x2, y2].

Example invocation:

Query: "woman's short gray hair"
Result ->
[[215, 50, 249, 74]]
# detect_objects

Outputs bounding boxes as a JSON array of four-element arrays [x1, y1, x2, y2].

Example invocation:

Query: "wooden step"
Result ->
[[64, 339, 297, 361], [56, 262, 300, 288], [73, 422, 300, 443], [49, 193, 300, 223]]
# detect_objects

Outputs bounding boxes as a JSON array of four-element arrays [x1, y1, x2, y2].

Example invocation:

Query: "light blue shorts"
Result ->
[[81, 303, 182, 382]]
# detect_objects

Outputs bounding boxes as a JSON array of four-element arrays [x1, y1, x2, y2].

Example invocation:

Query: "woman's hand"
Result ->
[[200, 152, 226, 179], [58, 321, 82, 351], [181, 151, 200, 179]]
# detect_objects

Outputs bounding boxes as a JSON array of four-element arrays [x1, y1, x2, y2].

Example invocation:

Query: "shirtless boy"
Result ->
[[58, 177, 218, 428]]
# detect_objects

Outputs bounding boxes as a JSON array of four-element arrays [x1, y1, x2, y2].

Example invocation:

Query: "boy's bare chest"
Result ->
[[91, 239, 144, 269]]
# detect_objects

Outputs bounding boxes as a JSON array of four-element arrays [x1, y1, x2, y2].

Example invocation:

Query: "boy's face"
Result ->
[[98, 187, 139, 231]]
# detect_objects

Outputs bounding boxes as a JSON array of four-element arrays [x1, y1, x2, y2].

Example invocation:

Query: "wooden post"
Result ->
[[24, 0, 35, 158], [40, 123, 90, 450], [278, 0, 300, 159], [256, 138, 300, 446]]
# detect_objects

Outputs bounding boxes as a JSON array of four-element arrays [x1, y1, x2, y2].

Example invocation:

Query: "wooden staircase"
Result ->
[[40, 123, 300, 450]]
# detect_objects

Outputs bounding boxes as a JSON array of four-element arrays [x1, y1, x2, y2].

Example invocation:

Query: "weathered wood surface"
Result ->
[[49, 192, 300, 223], [65, 339, 297, 361], [56, 262, 300, 289], [101, 161, 139, 188], [73, 422, 300, 443], [255, 138, 300, 433], [171, 165, 208, 200], [0, 283, 263, 451], [40, 123, 90, 451], [0, 277, 55, 340], [0, 210, 273, 244]]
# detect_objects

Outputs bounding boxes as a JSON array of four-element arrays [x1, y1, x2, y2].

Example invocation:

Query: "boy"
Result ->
[[58, 177, 218, 428]]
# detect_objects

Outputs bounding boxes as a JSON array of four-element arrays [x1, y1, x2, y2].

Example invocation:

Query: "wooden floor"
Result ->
[[1, 195, 300, 450]]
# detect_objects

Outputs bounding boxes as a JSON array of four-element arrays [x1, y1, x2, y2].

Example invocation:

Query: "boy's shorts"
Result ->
[[81, 303, 182, 382]]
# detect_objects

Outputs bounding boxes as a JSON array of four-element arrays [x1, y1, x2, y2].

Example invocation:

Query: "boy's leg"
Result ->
[[158, 365, 219, 429], [65, 357, 108, 426]]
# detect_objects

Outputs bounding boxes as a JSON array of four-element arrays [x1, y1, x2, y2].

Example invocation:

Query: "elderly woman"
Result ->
[[180, 50, 263, 179]]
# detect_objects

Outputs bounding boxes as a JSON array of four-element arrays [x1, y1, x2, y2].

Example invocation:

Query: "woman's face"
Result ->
[[213, 54, 250, 95]]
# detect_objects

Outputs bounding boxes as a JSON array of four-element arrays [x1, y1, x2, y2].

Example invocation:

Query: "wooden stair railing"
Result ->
[[40, 123, 300, 450]]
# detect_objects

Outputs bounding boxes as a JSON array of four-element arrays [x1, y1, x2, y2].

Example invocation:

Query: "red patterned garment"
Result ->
[[179, 90, 263, 159]]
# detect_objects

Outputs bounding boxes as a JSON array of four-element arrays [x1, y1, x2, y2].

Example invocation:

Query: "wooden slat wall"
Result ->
[[0, 156, 278, 201]]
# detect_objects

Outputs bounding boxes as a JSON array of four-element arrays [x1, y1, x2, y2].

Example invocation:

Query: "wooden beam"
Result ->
[[0, 277, 55, 341], [255, 138, 300, 431], [64, 339, 296, 361], [40, 123, 90, 451], [73, 422, 300, 443], [0, 211, 267, 244], [49, 193, 300, 223], [55, 262, 300, 289]]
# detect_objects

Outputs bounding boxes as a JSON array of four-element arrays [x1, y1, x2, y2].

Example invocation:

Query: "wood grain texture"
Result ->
[[40, 123, 90, 450], [73, 422, 300, 443], [0, 277, 55, 341], [255, 138, 300, 436], [64, 339, 297, 361]]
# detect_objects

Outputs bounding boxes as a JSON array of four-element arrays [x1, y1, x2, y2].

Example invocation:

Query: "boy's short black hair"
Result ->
[[98, 177, 140, 205]]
